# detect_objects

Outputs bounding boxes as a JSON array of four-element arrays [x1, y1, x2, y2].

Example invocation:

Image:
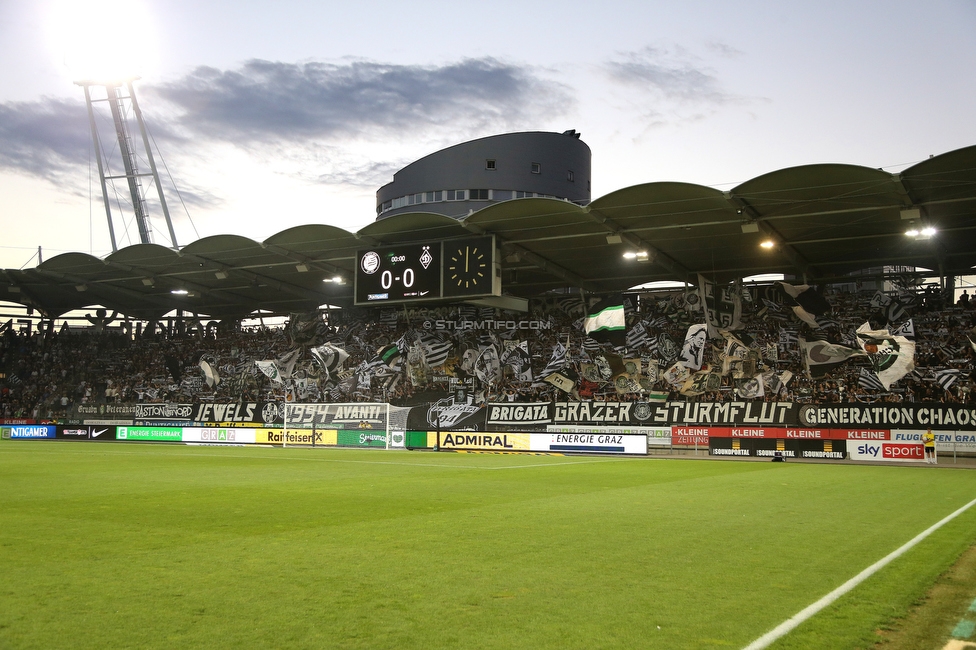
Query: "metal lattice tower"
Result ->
[[77, 79, 179, 251]]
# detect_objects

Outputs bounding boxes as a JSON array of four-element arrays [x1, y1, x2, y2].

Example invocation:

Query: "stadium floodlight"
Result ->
[[170, 289, 189, 295], [623, 251, 648, 260], [905, 224, 936, 239], [760, 240, 775, 249]]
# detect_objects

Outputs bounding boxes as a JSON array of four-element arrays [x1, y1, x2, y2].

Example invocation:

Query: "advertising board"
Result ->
[[389, 430, 406, 449], [116, 426, 183, 442], [671, 427, 709, 446], [56, 425, 117, 441], [190, 402, 283, 426], [539, 432, 647, 454], [70, 403, 136, 421], [285, 403, 387, 429], [438, 432, 531, 451], [888, 429, 976, 453], [798, 404, 976, 430], [847, 441, 924, 462], [336, 430, 387, 447], [254, 429, 331, 445], [134, 404, 194, 421], [546, 424, 670, 448], [5, 425, 56, 439], [181, 427, 257, 444]]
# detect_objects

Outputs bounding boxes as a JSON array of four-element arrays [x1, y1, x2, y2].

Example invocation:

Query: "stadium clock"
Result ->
[[442, 237, 493, 298], [354, 243, 441, 305]]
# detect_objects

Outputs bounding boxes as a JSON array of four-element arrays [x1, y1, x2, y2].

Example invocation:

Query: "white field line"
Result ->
[[742, 495, 976, 650]]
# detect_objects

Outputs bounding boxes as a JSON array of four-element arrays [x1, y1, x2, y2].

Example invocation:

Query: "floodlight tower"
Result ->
[[77, 79, 179, 251]]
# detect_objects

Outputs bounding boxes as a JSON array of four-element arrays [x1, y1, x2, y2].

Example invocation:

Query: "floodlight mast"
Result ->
[[76, 79, 179, 251]]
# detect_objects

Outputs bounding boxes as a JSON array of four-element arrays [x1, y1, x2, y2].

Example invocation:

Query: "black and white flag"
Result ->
[[646, 316, 671, 329], [554, 295, 585, 316], [501, 341, 533, 383], [698, 274, 742, 337], [198, 359, 220, 388], [679, 324, 708, 370], [871, 291, 911, 324], [858, 368, 886, 392], [310, 343, 349, 377], [778, 329, 799, 346], [778, 282, 831, 327], [761, 298, 790, 321], [890, 319, 915, 339], [657, 332, 680, 362], [474, 345, 501, 384], [581, 337, 601, 352], [799, 338, 863, 377], [935, 368, 962, 391], [541, 343, 568, 377], [626, 322, 650, 350], [419, 333, 453, 368]]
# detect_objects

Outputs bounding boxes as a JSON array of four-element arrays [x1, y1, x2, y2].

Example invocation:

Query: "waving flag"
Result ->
[[679, 324, 708, 370], [626, 322, 650, 350], [778, 282, 831, 327], [584, 295, 626, 347], [310, 343, 349, 376], [698, 274, 742, 336], [799, 338, 863, 378], [501, 341, 533, 383], [858, 368, 886, 392], [540, 343, 568, 377], [198, 359, 220, 388], [474, 345, 501, 384], [255, 360, 282, 383], [855, 322, 915, 390]]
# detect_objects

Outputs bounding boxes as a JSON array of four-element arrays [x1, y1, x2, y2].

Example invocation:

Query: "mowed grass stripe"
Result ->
[[2, 443, 975, 649], [0, 442, 626, 471], [744, 495, 976, 649]]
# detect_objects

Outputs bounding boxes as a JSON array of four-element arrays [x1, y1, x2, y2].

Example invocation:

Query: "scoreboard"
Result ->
[[354, 236, 498, 305]]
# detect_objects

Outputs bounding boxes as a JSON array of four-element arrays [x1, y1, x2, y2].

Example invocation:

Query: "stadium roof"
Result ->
[[3, 144, 975, 319]]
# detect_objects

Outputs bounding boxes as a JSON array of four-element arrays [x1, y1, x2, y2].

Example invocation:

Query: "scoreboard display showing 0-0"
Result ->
[[355, 243, 441, 304], [354, 236, 497, 305]]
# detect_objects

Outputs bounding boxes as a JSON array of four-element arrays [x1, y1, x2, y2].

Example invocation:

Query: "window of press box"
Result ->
[[469, 189, 489, 200]]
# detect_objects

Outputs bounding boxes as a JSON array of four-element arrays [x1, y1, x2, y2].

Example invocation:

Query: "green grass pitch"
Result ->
[[2, 442, 975, 649]]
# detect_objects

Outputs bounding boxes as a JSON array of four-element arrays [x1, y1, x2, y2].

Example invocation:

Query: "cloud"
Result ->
[[604, 45, 735, 105], [0, 98, 90, 183], [0, 57, 573, 198], [706, 41, 745, 59], [146, 57, 572, 144], [0, 93, 214, 210]]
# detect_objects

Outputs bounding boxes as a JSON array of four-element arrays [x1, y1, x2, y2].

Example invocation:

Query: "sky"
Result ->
[[0, 0, 974, 271]]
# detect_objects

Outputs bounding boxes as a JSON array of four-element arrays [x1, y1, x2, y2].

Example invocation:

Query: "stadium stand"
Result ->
[[2, 281, 973, 421]]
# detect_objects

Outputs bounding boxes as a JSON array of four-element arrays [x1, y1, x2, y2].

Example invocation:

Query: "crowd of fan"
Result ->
[[1, 284, 975, 420]]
